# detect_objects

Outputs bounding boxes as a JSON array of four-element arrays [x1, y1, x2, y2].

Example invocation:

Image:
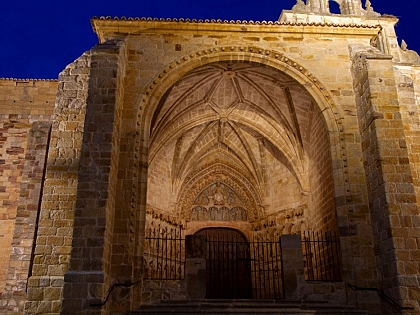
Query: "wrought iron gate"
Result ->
[[250, 237, 283, 299], [143, 225, 185, 280], [196, 228, 283, 300], [302, 230, 341, 282]]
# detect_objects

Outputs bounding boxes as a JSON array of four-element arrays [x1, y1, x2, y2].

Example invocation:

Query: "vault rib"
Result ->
[[171, 135, 184, 186], [174, 134, 260, 192], [236, 72, 294, 132], [150, 71, 221, 143], [231, 100, 303, 164], [228, 113, 306, 189], [228, 120, 264, 185], [172, 120, 218, 185], [179, 150, 262, 199], [149, 112, 219, 164], [282, 86, 303, 147]]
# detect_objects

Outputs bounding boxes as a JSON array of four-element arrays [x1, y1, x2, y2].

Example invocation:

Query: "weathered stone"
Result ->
[[1, 3, 420, 315]]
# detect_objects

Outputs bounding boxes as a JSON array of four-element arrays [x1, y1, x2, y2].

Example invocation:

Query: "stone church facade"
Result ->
[[1, 0, 420, 314]]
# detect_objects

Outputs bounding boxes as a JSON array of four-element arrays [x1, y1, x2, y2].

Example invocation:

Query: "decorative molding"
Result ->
[[191, 206, 248, 222]]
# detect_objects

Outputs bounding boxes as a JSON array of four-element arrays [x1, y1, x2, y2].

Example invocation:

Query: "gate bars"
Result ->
[[250, 237, 283, 299], [143, 225, 185, 280], [143, 228, 342, 291], [206, 238, 252, 299], [302, 230, 341, 282]]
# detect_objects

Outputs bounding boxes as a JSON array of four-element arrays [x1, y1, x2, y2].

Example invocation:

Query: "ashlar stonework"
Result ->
[[1, 0, 420, 314]]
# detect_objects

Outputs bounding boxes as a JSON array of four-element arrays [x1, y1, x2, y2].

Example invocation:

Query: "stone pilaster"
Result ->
[[2, 122, 51, 314], [352, 49, 420, 314], [25, 50, 94, 314], [280, 234, 305, 300], [61, 40, 124, 315]]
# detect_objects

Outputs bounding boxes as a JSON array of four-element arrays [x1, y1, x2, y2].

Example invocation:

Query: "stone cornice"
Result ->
[[91, 16, 382, 43], [0, 78, 57, 82]]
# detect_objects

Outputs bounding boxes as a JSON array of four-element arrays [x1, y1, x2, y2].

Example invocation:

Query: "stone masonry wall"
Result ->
[[0, 14, 419, 315], [394, 68, 420, 205], [307, 103, 336, 233], [121, 25, 379, 314], [9, 19, 402, 314], [1, 122, 52, 314], [24, 53, 92, 314], [0, 79, 56, 314], [61, 39, 127, 315], [352, 50, 420, 313], [0, 79, 57, 116]]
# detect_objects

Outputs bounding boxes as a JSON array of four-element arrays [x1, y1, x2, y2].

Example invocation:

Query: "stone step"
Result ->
[[130, 300, 367, 315]]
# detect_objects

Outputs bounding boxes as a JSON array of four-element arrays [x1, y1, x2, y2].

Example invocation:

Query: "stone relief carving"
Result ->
[[191, 206, 248, 221], [364, 0, 380, 18], [292, 0, 307, 13], [193, 182, 243, 206], [190, 182, 249, 221], [176, 162, 262, 221], [146, 205, 186, 229], [252, 204, 308, 240]]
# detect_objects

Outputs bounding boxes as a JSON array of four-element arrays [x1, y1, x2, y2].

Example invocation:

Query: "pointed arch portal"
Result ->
[[145, 59, 338, 238]]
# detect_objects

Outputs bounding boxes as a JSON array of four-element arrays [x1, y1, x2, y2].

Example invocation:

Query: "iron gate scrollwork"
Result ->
[[196, 228, 283, 300]]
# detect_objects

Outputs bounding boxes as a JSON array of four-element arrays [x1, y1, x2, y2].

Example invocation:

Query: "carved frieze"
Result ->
[[191, 206, 248, 221], [252, 204, 308, 240], [146, 204, 186, 229]]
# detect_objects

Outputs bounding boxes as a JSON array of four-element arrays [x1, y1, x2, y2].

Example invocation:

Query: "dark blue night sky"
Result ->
[[1, 0, 419, 79]]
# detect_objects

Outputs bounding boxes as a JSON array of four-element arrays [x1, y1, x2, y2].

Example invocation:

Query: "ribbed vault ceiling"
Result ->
[[149, 62, 316, 203]]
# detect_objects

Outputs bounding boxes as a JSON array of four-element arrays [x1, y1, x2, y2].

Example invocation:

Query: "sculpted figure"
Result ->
[[213, 182, 225, 205], [292, 0, 307, 12]]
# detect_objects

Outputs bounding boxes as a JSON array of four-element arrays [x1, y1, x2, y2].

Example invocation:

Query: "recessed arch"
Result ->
[[139, 46, 347, 242]]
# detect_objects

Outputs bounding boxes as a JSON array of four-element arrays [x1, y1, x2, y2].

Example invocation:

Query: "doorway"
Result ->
[[196, 228, 252, 299]]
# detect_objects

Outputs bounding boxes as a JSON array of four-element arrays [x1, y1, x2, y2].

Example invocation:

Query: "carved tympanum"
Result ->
[[190, 182, 249, 221]]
